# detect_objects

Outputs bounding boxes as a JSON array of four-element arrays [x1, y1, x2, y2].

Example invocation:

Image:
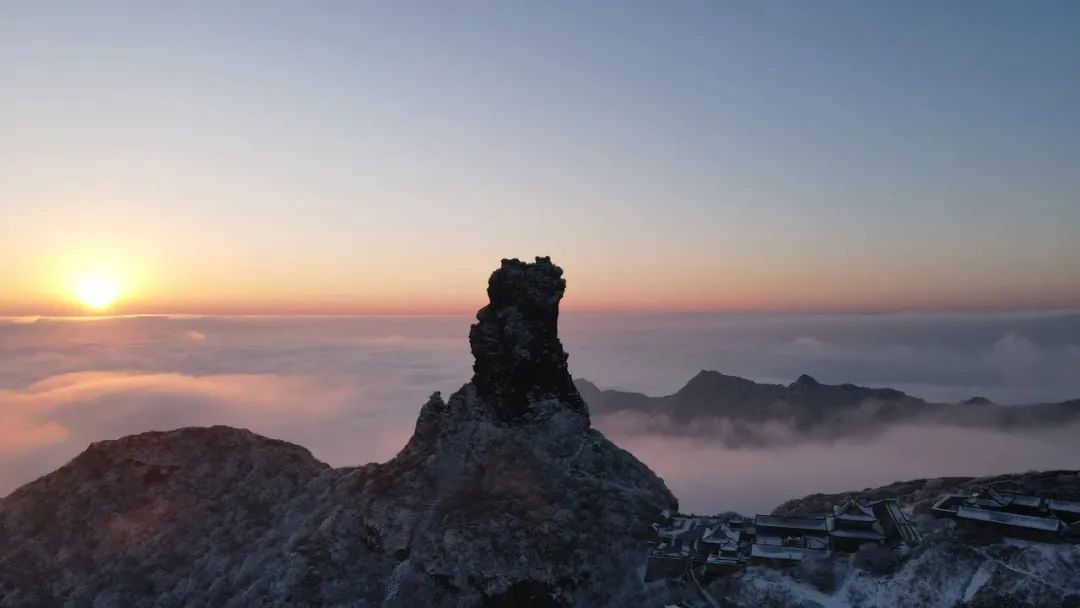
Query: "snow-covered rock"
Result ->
[[702, 471, 1080, 608], [709, 535, 1080, 608]]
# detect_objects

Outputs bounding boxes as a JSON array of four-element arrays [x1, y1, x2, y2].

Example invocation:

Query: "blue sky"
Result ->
[[3, 1, 1078, 313]]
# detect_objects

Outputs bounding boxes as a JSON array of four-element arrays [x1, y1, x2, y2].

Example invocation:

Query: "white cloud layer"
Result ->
[[2, 311, 1079, 512]]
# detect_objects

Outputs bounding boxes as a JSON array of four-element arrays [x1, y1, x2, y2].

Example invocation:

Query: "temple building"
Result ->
[[646, 498, 921, 577], [932, 486, 1080, 543], [829, 499, 887, 552]]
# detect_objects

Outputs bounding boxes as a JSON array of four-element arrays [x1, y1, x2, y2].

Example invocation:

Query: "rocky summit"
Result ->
[[469, 257, 586, 421], [0, 257, 677, 608]]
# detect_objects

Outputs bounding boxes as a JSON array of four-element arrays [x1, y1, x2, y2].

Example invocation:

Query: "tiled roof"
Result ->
[[955, 505, 1064, 532], [755, 515, 829, 532]]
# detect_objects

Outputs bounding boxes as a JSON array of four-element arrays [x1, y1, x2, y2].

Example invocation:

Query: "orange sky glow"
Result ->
[[4, 246, 1078, 317], [4, 3, 1079, 317]]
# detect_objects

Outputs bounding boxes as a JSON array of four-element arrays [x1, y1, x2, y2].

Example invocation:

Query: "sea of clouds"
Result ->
[[2, 311, 1079, 513]]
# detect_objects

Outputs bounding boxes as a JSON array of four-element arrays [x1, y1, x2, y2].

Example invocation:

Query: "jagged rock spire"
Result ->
[[469, 257, 587, 421]]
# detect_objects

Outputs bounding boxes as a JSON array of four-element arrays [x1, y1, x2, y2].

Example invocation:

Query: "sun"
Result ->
[[74, 274, 122, 311]]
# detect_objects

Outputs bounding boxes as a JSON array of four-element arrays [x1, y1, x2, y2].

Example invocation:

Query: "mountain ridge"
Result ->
[[577, 371, 1080, 446]]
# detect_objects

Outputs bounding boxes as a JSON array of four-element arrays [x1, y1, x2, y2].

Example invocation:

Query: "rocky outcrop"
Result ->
[[333, 257, 676, 606], [469, 257, 586, 421], [0, 257, 676, 607]]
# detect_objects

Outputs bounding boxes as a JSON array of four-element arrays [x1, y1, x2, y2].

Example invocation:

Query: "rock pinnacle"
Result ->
[[468, 256, 587, 421]]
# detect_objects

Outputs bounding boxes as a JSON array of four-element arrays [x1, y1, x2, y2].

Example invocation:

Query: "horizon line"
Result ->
[[4, 304, 1079, 322]]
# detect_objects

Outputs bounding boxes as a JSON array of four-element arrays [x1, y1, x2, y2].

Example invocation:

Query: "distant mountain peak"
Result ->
[[680, 370, 754, 392], [789, 374, 821, 390], [573, 377, 600, 392]]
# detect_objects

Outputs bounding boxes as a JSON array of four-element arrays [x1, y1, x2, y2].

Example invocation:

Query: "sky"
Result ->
[[3, 311, 1079, 512], [3, 1, 1079, 315]]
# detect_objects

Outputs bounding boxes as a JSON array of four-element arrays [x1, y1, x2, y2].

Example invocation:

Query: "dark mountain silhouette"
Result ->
[[578, 372, 1080, 445]]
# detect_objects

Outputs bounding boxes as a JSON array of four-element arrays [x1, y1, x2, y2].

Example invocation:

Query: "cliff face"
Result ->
[[0, 257, 676, 608]]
